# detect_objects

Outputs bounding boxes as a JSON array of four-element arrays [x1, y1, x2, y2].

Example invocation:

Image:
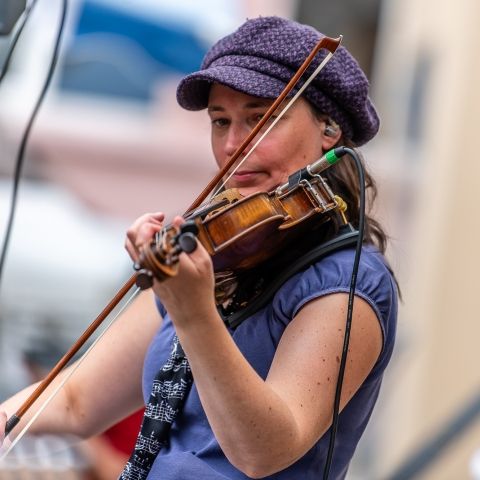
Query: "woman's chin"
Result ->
[[235, 184, 276, 197], [227, 179, 279, 197]]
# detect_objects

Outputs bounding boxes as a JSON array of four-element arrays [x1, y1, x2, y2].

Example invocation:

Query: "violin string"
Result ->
[[0, 287, 141, 463], [212, 51, 336, 197]]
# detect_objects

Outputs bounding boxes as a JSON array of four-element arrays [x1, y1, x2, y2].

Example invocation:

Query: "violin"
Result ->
[[3, 34, 343, 439], [135, 148, 348, 303]]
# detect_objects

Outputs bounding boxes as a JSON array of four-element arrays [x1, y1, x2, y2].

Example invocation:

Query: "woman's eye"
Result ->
[[253, 113, 277, 125], [211, 118, 229, 127]]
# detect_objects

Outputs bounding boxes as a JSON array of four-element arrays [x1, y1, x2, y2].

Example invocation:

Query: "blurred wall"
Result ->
[[372, 0, 480, 478], [296, 0, 381, 77]]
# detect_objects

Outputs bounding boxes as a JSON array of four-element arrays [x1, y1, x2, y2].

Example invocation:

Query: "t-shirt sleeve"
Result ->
[[271, 247, 398, 368]]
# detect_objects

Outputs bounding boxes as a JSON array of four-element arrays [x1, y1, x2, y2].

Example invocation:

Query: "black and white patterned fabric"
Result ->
[[119, 335, 192, 480]]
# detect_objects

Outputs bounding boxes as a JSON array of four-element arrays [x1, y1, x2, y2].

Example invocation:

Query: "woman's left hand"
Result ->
[[153, 216, 217, 325], [128, 215, 217, 328]]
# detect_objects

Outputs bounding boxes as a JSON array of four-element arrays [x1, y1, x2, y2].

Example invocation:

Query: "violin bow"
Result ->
[[3, 34, 342, 441]]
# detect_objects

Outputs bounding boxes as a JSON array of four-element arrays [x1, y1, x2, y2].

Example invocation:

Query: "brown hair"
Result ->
[[323, 138, 388, 254], [310, 108, 389, 255]]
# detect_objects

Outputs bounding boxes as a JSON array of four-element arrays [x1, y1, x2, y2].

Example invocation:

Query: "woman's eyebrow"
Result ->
[[208, 100, 273, 113], [243, 100, 272, 109], [207, 105, 225, 113]]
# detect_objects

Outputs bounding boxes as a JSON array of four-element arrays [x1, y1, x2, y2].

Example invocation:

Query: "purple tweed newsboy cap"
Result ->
[[176, 16, 379, 146]]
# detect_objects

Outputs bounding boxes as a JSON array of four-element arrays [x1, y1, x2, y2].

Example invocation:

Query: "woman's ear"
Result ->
[[321, 123, 342, 150]]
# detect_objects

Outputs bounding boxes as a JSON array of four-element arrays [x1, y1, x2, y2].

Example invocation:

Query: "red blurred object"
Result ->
[[102, 409, 144, 455]]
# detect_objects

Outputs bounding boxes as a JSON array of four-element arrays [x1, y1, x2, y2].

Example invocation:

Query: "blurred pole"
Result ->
[[0, 0, 26, 36], [386, 389, 480, 480]]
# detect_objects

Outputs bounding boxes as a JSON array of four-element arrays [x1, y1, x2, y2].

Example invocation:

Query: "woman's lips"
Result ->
[[231, 170, 263, 184]]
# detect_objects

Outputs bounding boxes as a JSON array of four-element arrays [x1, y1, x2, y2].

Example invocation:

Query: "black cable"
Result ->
[[323, 146, 366, 480], [0, 0, 68, 287], [0, 0, 38, 83]]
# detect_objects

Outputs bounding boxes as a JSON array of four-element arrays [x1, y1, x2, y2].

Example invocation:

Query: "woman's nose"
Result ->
[[224, 124, 250, 157]]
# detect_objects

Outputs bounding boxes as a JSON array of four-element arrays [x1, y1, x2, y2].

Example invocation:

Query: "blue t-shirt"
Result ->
[[142, 246, 397, 479]]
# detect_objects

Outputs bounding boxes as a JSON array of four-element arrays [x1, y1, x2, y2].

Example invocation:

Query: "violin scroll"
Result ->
[[135, 221, 200, 290]]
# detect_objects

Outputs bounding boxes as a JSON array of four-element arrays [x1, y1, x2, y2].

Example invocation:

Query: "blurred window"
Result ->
[[58, 0, 209, 101]]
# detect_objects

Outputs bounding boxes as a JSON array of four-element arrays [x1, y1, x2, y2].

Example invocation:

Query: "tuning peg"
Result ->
[[177, 232, 198, 254], [135, 269, 154, 290], [180, 220, 199, 236]]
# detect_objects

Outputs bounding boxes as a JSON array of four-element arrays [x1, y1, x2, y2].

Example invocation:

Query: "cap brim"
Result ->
[[176, 65, 288, 111]]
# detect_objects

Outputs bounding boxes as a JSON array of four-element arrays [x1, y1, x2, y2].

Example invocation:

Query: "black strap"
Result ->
[[119, 335, 193, 480], [223, 226, 360, 329]]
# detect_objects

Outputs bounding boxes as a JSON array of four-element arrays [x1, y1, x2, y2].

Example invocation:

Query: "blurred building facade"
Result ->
[[371, 0, 480, 478]]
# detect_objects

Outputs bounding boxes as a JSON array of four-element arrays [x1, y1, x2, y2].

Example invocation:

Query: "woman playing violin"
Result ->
[[1, 16, 397, 479]]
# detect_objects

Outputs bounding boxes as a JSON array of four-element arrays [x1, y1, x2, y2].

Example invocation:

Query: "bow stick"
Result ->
[[3, 34, 342, 440]]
